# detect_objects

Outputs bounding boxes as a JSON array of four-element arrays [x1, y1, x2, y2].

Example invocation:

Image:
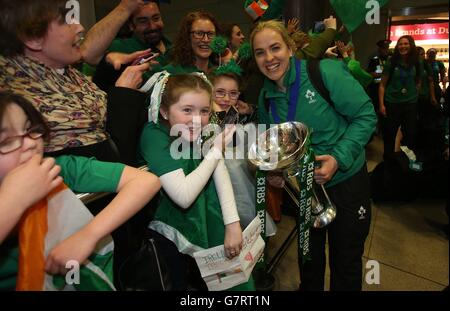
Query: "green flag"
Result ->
[[330, 0, 389, 33]]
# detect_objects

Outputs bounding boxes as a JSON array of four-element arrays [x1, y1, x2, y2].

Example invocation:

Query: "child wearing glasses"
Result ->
[[209, 69, 277, 236], [210, 70, 255, 126], [0, 91, 160, 290]]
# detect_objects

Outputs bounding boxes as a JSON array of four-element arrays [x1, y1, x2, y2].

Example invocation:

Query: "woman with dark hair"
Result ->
[[222, 23, 246, 54], [165, 11, 221, 74], [379, 35, 422, 160]]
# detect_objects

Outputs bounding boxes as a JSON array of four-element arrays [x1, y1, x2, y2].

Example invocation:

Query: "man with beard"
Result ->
[[93, 0, 171, 91]]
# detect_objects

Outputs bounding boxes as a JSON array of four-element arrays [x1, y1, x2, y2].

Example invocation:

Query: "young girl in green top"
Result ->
[[0, 91, 160, 290], [139, 73, 255, 291]]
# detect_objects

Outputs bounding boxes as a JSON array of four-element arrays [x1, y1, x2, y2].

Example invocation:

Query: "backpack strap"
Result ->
[[307, 59, 334, 108]]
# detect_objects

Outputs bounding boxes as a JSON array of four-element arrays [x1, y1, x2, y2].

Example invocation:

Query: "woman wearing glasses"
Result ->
[[164, 11, 220, 74]]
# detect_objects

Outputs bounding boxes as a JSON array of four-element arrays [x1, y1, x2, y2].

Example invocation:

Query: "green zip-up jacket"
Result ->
[[258, 57, 376, 187]]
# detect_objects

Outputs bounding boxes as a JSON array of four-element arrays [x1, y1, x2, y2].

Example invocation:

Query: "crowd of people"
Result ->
[[0, 0, 447, 292]]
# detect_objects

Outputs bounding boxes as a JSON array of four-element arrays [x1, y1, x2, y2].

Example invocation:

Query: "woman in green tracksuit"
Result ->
[[250, 20, 376, 291], [378, 35, 422, 160]]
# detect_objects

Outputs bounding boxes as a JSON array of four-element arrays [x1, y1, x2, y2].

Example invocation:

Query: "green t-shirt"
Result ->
[[419, 60, 433, 97], [383, 60, 423, 104], [162, 62, 215, 76], [0, 156, 125, 290], [162, 63, 200, 75], [429, 60, 445, 85], [258, 57, 376, 187]]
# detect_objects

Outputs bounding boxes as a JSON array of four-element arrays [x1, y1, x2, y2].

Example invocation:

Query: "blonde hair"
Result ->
[[250, 20, 295, 53]]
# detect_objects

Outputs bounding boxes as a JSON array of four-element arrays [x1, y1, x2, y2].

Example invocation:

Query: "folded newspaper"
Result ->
[[193, 216, 265, 291]]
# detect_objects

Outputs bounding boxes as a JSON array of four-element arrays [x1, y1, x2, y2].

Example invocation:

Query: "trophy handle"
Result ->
[[311, 184, 337, 228]]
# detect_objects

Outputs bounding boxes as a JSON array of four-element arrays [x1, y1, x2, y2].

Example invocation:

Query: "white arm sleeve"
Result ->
[[159, 147, 223, 209], [213, 160, 240, 225]]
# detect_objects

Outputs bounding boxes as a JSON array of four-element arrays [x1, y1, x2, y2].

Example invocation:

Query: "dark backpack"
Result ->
[[306, 59, 334, 108]]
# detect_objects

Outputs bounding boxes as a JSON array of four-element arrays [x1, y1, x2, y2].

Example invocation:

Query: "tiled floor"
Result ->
[[267, 136, 449, 291]]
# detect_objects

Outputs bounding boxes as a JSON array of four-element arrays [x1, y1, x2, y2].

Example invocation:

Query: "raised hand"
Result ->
[[323, 15, 337, 30], [115, 62, 151, 89], [1, 155, 62, 210], [106, 49, 154, 70], [119, 0, 146, 14], [287, 18, 300, 34], [213, 124, 237, 152], [235, 100, 253, 115]]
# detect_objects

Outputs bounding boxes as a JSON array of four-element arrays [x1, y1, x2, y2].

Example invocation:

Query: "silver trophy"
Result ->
[[248, 122, 336, 228]]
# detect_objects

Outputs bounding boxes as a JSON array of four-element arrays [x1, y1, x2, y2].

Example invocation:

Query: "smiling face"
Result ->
[[397, 37, 411, 57], [130, 3, 164, 46], [162, 90, 211, 142], [252, 28, 293, 89], [24, 17, 85, 69], [0, 104, 44, 182], [213, 76, 240, 112], [190, 19, 216, 61]]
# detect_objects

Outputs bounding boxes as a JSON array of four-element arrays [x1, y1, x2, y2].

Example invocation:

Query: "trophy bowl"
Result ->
[[248, 122, 310, 171], [248, 121, 336, 229]]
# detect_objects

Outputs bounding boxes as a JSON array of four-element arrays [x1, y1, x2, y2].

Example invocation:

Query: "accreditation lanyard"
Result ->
[[267, 59, 312, 263], [269, 60, 302, 123]]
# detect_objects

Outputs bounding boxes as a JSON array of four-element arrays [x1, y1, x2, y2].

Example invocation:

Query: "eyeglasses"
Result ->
[[190, 30, 216, 40], [214, 89, 240, 100], [0, 125, 46, 154]]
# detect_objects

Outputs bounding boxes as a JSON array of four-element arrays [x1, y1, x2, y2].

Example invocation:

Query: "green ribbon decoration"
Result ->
[[295, 145, 315, 264], [255, 169, 267, 270]]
